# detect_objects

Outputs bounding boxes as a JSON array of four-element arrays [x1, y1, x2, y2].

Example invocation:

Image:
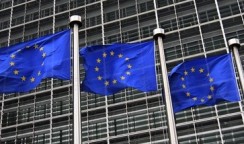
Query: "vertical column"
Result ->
[[2, 0, 14, 141], [69, 15, 82, 144], [7, 0, 14, 46], [50, 0, 56, 143], [228, 39, 244, 92], [135, 0, 141, 40], [100, 1, 110, 143], [214, 0, 228, 52], [214, 105, 224, 143], [228, 38, 244, 124], [22, 1, 27, 42], [0, 96, 4, 142], [153, 28, 178, 144], [153, 0, 159, 28]]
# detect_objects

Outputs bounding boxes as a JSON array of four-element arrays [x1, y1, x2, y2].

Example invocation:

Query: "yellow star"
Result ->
[[110, 51, 114, 56], [113, 80, 117, 84], [39, 47, 44, 51], [126, 71, 131, 75], [38, 71, 41, 76], [199, 68, 204, 73], [103, 52, 107, 58], [125, 57, 130, 61], [127, 64, 132, 69], [21, 76, 26, 81], [192, 97, 197, 101], [208, 95, 212, 99], [104, 81, 109, 86], [118, 54, 123, 58], [95, 66, 99, 72], [181, 77, 185, 81], [10, 54, 15, 58], [209, 77, 214, 82], [191, 67, 195, 72], [201, 98, 205, 103], [13, 70, 19, 75], [97, 76, 102, 80], [182, 84, 186, 89], [186, 92, 190, 97], [210, 86, 214, 91], [34, 44, 39, 49], [30, 77, 35, 82], [184, 70, 188, 75], [96, 58, 101, 63], [42, 53, 46, 58], [121, 76, 125, 80], [10, 62, 15, 66]]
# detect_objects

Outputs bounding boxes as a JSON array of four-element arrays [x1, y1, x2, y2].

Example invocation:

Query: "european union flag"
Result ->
[[169, 54, 240, 112], [80, 41, 157, 95], [0, 30, 70, 93]]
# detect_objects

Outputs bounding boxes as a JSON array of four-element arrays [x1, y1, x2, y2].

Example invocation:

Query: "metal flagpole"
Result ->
[[228, 38, 244, 125], [70, 15, 82, 144], [228, 39, 244, 92], [153, 28, 178, 144]]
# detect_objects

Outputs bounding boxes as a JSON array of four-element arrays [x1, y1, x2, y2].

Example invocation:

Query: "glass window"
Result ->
[[35, 102, 51, 120], [140, 24, 156, 39], [222, 126, 244, 143], [18, 106, 34, 123], [56, 3, 68, 13], [14, 0, 25, 5], [175, 110, 193, 123], [0, 0, 12, 10], [18, 124, 33, 135], [70, 0, 85, 8], [157, 0, 173, 8], [34, 133, 50, 144], [175, 1, 195, 17], [219, 3, 240, 18], [177, 124, 195, 137], [88, 121, 107, 140], [129, 132, 151, 143], [178, 14, 198, 28], [201, 22, 225, 51], [120, 5, 136, 18], [137, 1, 154, 13], [2, 111, 17, 126], [41, 7, 53, 18], [104, 10, 119, 22]]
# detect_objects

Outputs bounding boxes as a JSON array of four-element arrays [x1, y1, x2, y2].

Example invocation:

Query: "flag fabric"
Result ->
[[0, 30, 70, 93], [169, 54, 240, 113], [80, 41, 157, 95]]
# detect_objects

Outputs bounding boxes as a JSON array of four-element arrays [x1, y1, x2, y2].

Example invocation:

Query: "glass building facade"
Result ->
[[1, 0, 244, 143]]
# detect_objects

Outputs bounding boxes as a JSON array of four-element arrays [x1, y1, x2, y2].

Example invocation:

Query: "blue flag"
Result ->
[[0, 30, 70, 93], [80, 41, 157, 95], [169, 54, 240, 112]]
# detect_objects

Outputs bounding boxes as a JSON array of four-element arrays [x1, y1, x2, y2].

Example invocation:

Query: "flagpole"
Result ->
[[228, 38, 244, 125], [228, 38, 244, 92], [70, 15, 82, 144], [153, 28, 178, 144]]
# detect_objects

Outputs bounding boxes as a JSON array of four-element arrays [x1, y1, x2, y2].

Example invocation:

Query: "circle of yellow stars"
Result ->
[[9, 44, 45, 83], [94, 51, 132, 87], [181, 67, 214, 104]]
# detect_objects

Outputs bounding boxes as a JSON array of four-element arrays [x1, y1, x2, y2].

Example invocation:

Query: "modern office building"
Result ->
[[1, 0, 244, 143]]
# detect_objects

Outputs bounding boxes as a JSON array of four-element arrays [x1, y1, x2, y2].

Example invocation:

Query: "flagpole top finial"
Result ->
[[70, 15, 82, 27], [153, 28, 165, 39], [228, 38, 240, 49]]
